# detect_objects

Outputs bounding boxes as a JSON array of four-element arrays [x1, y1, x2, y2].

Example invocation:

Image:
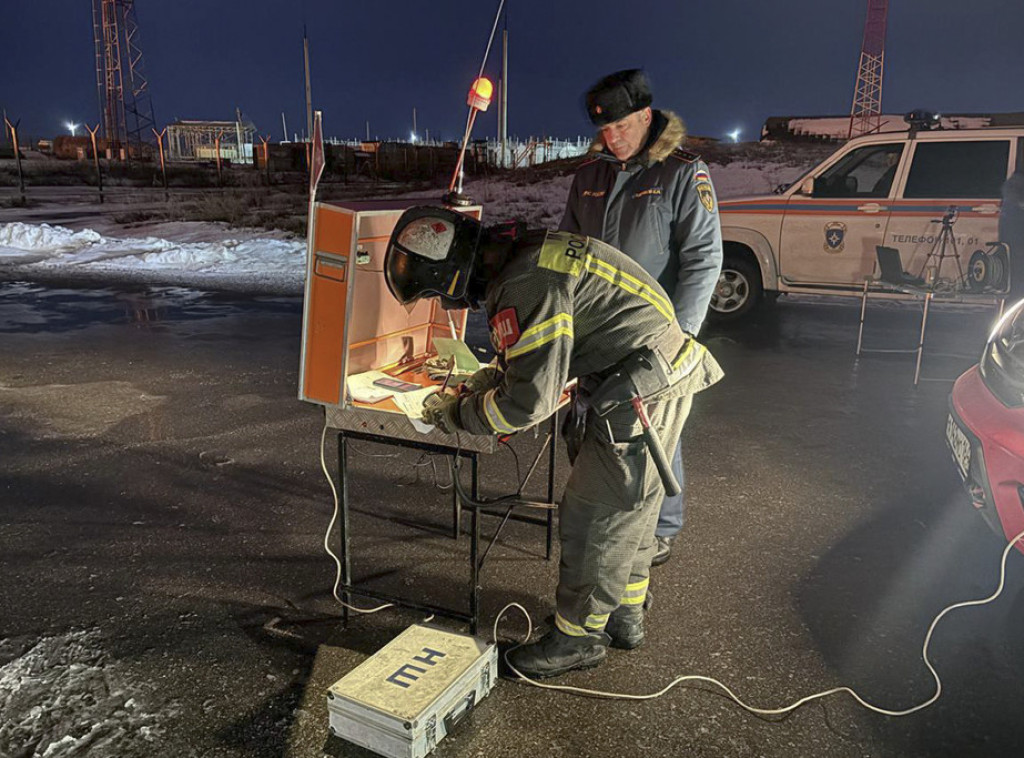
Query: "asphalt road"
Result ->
[[2, 281, 1022, 758]]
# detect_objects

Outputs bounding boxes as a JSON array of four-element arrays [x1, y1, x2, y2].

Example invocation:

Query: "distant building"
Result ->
[[762, 112, 1024, 143], [167, 119, 256, 163]]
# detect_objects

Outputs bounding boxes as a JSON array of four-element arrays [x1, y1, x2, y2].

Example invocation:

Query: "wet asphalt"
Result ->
[[1, 280, 1023, 758]]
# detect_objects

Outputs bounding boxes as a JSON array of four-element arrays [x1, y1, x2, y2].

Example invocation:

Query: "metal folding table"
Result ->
[[326, 405, 559, 634]]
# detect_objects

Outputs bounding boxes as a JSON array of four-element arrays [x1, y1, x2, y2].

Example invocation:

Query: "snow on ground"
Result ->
[[0, 630, 165, 758], [0, 221, 306, 293], [0, 157, 814, 292]]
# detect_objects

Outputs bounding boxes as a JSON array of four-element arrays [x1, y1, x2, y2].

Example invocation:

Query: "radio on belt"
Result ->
[[327, 624, 498, 758]]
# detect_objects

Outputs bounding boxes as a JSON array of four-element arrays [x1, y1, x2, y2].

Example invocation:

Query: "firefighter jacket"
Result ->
[[559, 110, 723, 336], [452, 231, 723, 437]]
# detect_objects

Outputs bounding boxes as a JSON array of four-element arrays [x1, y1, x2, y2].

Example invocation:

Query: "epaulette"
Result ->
[[671, 148, 700, 163]]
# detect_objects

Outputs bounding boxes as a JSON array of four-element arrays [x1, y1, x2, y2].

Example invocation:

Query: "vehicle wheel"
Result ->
[[709, 255, 763, 320]]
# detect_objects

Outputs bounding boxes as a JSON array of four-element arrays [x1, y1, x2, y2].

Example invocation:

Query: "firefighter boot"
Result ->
[[506, 629, 610, 679], [605, 605, 645, 650]]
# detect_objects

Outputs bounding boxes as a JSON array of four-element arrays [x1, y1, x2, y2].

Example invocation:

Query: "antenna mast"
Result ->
[[92, 0, 156, 158], [848, 0, 889, 138]]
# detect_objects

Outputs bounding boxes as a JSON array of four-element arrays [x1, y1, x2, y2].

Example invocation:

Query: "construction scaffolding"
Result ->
[[167, 120, 256, 163]]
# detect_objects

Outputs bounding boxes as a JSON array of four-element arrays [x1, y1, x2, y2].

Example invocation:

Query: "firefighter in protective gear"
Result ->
[[385, 206, 723, 678]]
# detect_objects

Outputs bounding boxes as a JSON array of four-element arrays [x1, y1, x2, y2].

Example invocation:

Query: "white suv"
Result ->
[[713, 127, 1023, 319]]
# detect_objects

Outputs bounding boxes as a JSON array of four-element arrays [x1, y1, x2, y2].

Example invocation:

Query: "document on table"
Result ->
[[390, 385, 440, 433], [346, 370, 404, 403]]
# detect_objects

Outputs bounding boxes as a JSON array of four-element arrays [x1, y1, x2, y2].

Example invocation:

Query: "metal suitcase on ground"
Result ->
[[326, 624, 498, 758]]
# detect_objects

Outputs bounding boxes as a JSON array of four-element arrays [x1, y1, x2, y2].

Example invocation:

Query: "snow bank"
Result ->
[[0, 630, 164, 758], [0, 221, 306, 292]]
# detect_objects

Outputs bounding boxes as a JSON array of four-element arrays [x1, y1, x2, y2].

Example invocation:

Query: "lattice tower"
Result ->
[[848, 0, 889, 138], [92, 0, 156, 157]]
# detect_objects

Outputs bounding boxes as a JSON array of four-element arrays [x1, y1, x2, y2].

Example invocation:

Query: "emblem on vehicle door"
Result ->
[[823, 221, 846, 253]]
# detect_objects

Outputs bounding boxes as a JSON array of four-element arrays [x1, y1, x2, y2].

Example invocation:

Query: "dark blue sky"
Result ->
[[4, 1, 1023, 142]]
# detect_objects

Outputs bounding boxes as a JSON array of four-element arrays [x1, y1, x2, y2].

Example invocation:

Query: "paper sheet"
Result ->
[[346, 370, 404, 403], [432, 338, 481, 375], [389, 385, 441, 433]]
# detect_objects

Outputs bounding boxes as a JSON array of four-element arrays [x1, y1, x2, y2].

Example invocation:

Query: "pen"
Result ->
[[439, 358, 456, 393]]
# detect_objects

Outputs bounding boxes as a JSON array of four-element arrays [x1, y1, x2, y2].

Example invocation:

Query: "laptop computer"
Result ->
[[875, 245, 926, 287]]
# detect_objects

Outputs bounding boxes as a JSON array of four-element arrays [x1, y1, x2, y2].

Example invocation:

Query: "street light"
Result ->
[[65, 121, 79, 136], [727, 128, 742, 143]]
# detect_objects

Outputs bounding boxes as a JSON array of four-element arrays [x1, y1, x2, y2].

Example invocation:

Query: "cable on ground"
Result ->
[[496, 527, 1024, 717]]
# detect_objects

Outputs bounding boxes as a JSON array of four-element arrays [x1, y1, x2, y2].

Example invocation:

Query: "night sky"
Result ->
[[4, 1, 1023, 143]]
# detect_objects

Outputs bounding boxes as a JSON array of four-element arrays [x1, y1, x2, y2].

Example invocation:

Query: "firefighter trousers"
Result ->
[[554, 392, 692, 636]]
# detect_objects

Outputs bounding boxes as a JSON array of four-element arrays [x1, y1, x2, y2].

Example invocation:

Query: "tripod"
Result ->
[[916, 205, 965, 289]]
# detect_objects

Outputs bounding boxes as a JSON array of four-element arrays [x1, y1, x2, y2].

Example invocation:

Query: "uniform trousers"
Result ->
[[553, 392, 692, 636]]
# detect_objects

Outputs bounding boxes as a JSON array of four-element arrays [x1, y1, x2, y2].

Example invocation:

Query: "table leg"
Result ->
[[470, 453, 479, 500], [451, 455, 461, 540], [470, 491, 480, 635], [914, 292, 932, 386], [856, 279, 869, 356], [337, 432, 352, 626]]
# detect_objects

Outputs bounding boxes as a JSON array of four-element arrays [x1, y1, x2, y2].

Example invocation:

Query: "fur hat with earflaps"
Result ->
[[585, 69, 653, 127]]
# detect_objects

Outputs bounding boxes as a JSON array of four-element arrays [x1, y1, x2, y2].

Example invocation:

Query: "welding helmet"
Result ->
[[385, 206, 482, 309]]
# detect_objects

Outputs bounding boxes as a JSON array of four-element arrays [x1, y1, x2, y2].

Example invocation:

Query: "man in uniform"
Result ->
[[384, 206, 722, 678], [560, 69, 723, 567]]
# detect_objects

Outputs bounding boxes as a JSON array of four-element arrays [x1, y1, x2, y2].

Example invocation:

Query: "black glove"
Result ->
[[464, 366, 502, 393], [421, 392, 461, 434]]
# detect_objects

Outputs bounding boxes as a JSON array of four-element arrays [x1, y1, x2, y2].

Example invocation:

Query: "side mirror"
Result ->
[[798, 176, 815, 196]]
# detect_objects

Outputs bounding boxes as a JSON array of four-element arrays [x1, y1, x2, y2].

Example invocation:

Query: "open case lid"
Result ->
[[298, 200, 482, 409]]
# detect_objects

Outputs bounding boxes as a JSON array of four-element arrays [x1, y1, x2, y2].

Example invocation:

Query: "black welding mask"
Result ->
[[385, 206, 482, 310]]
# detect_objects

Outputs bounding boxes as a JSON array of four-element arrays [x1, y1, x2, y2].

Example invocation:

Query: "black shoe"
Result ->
[[651, 535, 675, 567], [505, 629, 609, 679], [605, 607, 645, 650]]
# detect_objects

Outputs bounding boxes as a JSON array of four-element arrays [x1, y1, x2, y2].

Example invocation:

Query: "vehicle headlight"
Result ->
[[980, 298, 1024, 408]]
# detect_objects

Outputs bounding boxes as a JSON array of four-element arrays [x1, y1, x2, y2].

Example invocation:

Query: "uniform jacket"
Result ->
[[559, 110, 723, 336], [453, 231, 722, 437]]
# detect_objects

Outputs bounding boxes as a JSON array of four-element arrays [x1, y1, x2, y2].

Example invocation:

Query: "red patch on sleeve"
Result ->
[[489, 308, 520, 352]]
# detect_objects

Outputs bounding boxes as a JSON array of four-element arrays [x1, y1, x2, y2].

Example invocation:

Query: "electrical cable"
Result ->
[[498, 436, 521, 485], [495, 527, 1024, 716], [319, 416, 394, 614]]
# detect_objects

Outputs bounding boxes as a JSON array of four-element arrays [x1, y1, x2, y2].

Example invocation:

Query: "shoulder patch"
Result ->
[[671, 148, 700, 163], [538, 232, 588, 277], [489, 308, 520, 352]]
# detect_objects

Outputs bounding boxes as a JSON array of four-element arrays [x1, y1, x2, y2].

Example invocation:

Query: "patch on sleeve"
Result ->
[[538, 232, 588, 276], [489, 307, 521, 352], [696, 180, 715, 213]]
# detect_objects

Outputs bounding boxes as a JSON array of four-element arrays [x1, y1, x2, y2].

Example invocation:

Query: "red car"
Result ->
[[947, 299, 1024, 553]]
